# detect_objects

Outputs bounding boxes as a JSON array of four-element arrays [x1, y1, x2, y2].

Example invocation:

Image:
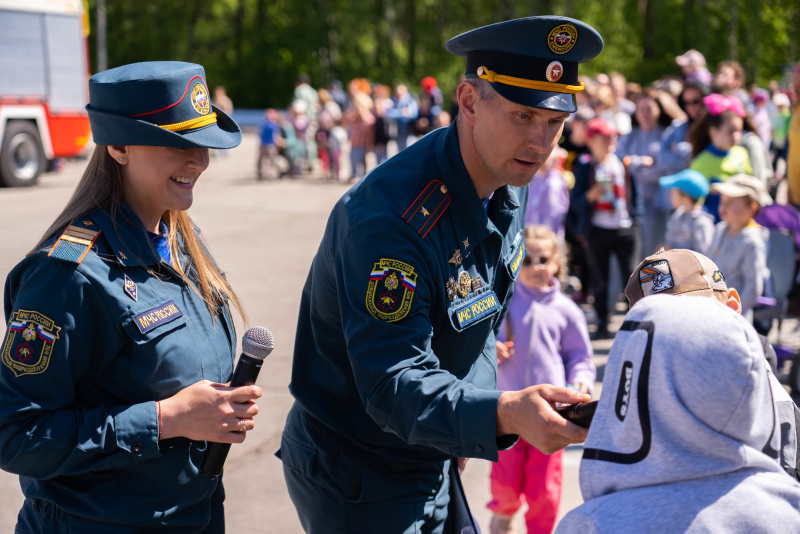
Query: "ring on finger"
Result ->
[[239, 418, 247, 432]]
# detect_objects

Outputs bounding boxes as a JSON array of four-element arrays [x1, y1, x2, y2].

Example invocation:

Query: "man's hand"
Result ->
[[496, 340, 515, 365], [496, 384, 590, 454]]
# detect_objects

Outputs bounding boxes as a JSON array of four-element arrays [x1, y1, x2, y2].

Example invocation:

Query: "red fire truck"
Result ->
[[0, 0, 90, 187]]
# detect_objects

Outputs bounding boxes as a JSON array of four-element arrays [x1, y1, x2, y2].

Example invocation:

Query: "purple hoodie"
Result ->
[[497, 278, 595, 393]]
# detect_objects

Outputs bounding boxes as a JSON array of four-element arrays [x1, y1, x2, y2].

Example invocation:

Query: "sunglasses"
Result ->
[[522, 253, 555, 267]]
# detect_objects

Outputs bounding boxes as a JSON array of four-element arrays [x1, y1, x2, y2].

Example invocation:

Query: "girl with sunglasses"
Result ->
[[489, 225, 595, 534]]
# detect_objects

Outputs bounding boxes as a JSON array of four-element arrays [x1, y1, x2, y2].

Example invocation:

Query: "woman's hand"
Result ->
[[158, 380, 262, 443]]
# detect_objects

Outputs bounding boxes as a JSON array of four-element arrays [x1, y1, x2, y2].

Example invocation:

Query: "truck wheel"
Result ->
[[0, 121, 46, 187]]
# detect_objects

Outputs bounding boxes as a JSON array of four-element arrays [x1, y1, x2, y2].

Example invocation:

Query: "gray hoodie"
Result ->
[[556, 295, 800, 534]]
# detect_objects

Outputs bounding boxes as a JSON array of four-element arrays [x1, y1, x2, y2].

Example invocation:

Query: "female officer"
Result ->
[[0, 62, 260, 533]]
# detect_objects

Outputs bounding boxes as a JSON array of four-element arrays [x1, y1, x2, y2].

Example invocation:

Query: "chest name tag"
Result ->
[[508, 243, 526, 280], [134, 301, 183, 334], [453, 291, 501, 328]]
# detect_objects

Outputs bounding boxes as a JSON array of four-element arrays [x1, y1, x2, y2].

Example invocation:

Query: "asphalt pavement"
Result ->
[[0, 133, 795, 533]]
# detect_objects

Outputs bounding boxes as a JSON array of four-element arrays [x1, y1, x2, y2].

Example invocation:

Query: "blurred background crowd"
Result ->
[[250, 52, 800, 344]]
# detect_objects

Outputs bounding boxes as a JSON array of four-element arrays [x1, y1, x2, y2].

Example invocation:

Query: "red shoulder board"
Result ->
[[402, 180, 450, 239]]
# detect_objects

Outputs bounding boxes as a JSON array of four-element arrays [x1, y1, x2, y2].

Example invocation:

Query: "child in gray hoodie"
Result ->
[[556, 294, 800, 533], [706, 173, 771, 320]]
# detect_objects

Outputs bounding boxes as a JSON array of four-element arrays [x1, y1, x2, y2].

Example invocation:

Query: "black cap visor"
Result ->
[[485, 79, 578, 113]]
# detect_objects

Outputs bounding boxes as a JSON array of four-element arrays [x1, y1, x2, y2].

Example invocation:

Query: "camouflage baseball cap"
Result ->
[[625, 249, 728, 307]]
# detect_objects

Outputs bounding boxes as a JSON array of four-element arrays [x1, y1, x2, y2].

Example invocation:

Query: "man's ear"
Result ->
[[456, 82, 478, 125], [726, 288, 742, 314]]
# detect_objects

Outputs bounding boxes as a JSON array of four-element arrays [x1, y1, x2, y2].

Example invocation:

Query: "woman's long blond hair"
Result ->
[[30, 146, 246, 321]]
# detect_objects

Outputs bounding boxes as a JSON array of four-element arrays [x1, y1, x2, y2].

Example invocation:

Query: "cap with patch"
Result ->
[[625, 249, 728, 307], [446, 16, 604, 113], [658, 169, 709, 200], [710, 174, 773, 208]]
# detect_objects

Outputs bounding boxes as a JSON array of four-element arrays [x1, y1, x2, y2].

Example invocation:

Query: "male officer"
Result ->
[[279, 16, 603, 533]]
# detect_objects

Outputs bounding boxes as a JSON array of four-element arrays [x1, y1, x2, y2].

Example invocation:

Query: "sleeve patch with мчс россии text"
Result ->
[[2, 310, 61, 377], [366, 258, 418, 322]]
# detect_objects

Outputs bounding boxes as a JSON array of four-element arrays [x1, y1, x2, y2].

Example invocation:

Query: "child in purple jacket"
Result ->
[[489, 225, 596, 534]]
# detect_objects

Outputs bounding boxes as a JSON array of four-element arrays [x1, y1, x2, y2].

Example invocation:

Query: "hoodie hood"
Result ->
[[579, 294, 781, 501]]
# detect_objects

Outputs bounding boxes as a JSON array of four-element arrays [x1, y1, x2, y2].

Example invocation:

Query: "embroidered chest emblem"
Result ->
[[133, 301, 183, 334]]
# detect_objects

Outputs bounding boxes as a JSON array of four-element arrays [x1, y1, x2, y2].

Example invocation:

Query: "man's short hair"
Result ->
[[463, 77, 495, 101]]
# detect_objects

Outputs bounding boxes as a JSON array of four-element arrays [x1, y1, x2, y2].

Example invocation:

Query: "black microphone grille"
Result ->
[[241, 327, 274, 360]]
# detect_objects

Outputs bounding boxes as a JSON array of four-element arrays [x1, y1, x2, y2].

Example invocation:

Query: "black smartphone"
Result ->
[[556, 400, 598, 428]]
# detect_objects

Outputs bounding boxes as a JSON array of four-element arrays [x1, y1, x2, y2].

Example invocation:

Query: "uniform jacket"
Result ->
[[284, 122, 527, 469], [0, 204, 235, 532]]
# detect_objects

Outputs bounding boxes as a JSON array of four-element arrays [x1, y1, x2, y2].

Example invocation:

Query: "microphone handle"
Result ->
[[200, 353, 264, 479]]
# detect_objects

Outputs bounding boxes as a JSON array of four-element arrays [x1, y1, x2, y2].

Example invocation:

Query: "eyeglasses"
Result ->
[[522, 253, 555, 267]]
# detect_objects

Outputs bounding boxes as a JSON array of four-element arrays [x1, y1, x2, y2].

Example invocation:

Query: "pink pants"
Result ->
[[487, 439, 563, 534]]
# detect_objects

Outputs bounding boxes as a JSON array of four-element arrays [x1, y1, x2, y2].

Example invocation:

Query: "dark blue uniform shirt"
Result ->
[[0, 205, 235, 532], [285, 122, 527, 469]]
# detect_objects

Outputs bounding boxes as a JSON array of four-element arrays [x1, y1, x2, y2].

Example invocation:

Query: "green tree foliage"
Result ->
[[86, 0, 798, 109]]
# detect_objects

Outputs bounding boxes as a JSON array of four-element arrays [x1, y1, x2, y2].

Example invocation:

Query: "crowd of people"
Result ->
[[256, 74, 452, 181], [255, 50, 800, 533], [3, 12, 800, 533], [260, 49, 799, 344]]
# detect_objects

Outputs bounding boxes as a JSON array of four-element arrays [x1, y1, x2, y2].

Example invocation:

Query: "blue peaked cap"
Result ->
[[659, 169, 710, 200], [447, 16, 603, 113], [87, 61, 241, 149]]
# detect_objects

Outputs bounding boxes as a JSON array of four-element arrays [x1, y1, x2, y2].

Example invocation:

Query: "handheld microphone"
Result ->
[[556, 400, 598, 429], [200, 326, 274, 479]]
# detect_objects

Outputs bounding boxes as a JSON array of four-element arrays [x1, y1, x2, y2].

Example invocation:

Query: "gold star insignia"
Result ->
[[420, 206, 430, 217], [462, 238, 470, 249], [449, 249, 462, 267], [83, 221, 94, 227]]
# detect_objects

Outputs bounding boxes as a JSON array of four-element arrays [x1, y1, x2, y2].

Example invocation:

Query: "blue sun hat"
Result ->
[[446, 16, 604, 113], [86, 61, 241, 149], [659, 169, 710, 200]]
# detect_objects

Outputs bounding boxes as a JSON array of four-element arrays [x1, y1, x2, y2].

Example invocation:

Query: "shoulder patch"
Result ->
[[366, 258, 417, 322], [2, 310, 61, 377], [48, 220, 101, 265], [402, 180, 450, 239]]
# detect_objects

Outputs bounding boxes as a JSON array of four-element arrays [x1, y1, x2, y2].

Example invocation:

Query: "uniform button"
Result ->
[[131, 442, 143, 454], [474, 445, 483, 454]]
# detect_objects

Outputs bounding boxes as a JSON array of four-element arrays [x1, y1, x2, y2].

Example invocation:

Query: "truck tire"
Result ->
[[0, 120, 46, 187]]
